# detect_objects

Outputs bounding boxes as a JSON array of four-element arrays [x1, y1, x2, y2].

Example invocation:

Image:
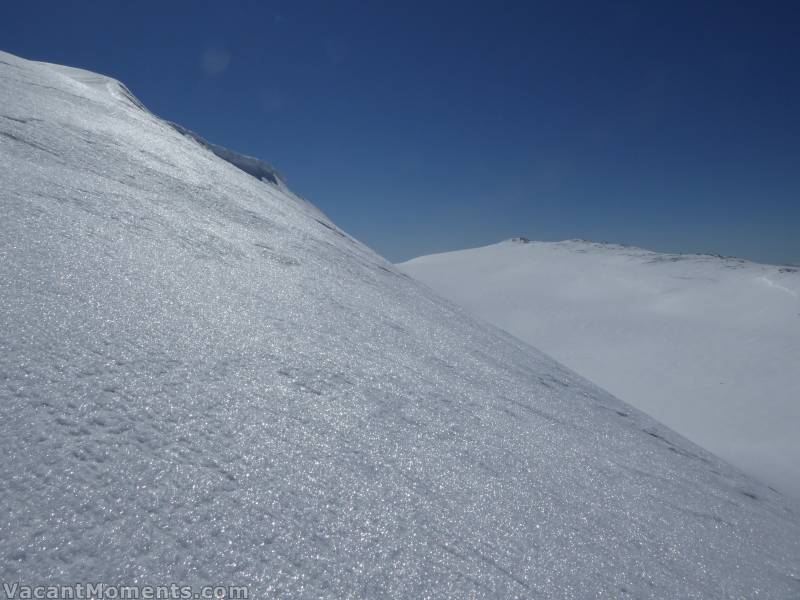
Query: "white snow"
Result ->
[[167, 121, 287, 189], [400, 238, 800, 498], [2, 50, 800, 598]]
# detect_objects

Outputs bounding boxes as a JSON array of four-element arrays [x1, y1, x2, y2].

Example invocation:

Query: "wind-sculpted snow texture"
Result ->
[[1, 50, 799, 599], [400, 239, 800, 500], [166, 121, 287, 189]]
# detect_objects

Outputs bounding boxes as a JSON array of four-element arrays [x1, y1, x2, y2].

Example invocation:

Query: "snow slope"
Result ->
[[1, 50, 799, 598], [400, 239, 800, 498]]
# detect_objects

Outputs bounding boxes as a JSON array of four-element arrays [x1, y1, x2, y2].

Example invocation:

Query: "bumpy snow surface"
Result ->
[[1, 51, 799, 598], [400, 239, 800, 500]]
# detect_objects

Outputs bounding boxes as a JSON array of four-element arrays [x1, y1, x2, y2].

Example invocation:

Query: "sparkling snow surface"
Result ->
[[400, 239, 800, 499], [1, 51, 799, 598]]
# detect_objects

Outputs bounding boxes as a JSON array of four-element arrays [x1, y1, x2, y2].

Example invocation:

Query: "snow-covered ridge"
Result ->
[[2, 49, 800, 597], [505, 236, 799, 270], [401, 239, 800, 497], [35, 59, 152, 113], [13, 52, 289, 192], [167, 121, 287, 190]]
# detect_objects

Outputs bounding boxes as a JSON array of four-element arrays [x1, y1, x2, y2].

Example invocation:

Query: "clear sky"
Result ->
[[2, 1, 798, 264]]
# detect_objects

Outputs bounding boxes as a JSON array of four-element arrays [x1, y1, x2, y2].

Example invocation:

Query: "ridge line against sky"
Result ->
[[1, 0, 798, 265], [404, 237, 800, 268]]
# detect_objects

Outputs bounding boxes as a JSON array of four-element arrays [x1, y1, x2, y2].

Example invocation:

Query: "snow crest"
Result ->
[[167, 121, 287, 189]]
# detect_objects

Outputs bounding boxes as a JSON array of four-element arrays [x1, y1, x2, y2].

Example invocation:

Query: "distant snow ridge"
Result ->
[[400, 238, 800, 498], [2, 49, 800, 598]]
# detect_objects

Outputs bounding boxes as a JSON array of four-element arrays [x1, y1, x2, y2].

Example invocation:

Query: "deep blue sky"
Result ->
[[2, 1, 798, 264]]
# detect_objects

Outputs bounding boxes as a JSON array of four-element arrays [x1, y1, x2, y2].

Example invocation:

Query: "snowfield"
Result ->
[[400, 239, 800, 499], [1, 50, 800, 598]]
